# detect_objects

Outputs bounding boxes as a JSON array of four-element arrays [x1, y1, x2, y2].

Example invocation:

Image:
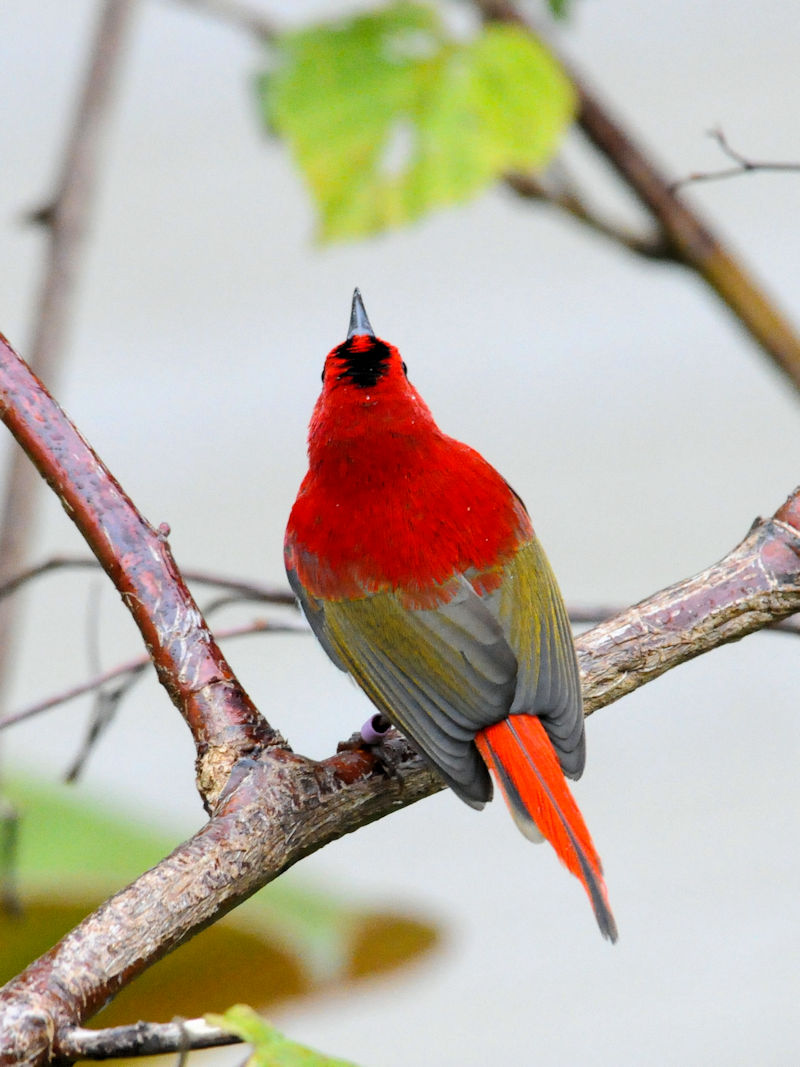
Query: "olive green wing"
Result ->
[[286, 562, 350, 673], [493, 537, 585, 779], [304, 574, 519, 808]]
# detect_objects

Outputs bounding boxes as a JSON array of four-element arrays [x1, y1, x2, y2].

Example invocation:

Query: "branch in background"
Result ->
[[671, 127, 800, 192], [57, 1018, 242, 1060], [170, 0, 276, 40], [473, 0, 800, 392], [0, 798, 21, 916], [0, 333, 281, 809], [0, 554, 296, 607], [504, 170, 676, 261], [0, 619, 306, 735], [0, 0, 138, 715]]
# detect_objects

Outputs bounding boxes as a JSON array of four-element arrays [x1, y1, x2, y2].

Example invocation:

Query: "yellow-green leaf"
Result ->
[[259, 4, 576, 240], [208, 1005, 359, 1067]]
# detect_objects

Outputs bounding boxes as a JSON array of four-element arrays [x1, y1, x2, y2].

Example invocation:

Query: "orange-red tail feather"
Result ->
[[475, 715, 617, 941]]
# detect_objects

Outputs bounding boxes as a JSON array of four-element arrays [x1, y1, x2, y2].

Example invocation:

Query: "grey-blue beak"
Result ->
[[347, 288, 375, 339]]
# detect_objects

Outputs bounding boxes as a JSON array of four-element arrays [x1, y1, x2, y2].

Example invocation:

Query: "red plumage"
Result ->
[[476, 716, 616, 940]]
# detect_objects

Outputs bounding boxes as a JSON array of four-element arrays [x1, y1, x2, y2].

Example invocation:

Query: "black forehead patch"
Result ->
[[332, 337, 393, 388]]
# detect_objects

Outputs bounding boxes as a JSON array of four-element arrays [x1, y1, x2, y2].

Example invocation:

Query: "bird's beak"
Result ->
[[347, 288, 375, 340]]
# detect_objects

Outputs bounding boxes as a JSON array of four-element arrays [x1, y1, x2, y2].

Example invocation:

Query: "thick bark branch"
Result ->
[[579, 509, 800, 712], [0, 333, 280, 809]]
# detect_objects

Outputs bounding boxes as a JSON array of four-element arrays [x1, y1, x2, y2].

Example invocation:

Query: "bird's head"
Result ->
[[320, 289, 410, 397]]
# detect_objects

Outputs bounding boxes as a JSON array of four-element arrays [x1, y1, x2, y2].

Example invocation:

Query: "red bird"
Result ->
[[285, 290, 616, 940]]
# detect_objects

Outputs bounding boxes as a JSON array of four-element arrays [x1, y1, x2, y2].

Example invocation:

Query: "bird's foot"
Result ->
[[360, 713, 392, 744], [338, 714, 403, 778]]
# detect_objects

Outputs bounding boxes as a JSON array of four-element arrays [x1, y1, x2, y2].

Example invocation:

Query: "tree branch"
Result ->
[[0, 0, 138, 713], [503, 170, 677, 261], [57, 1018, 242, 1060], [0, 554, 296, 608], [474, 0, 800, 392], [671, 127, 800, 191], [0, 332, 281, 809]]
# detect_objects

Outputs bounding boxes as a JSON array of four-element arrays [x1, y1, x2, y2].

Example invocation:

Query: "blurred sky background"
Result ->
[[1, 1, 800, 1064]]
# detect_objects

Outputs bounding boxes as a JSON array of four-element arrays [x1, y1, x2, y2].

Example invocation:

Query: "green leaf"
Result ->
[[547, 0, 572, 18], [259, 4, 576, 239], [208, 1005, 359, 1067], [2, 773, 169, 891]]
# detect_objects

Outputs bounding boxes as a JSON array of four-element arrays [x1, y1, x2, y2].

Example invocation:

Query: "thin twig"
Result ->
[[0, 554, 296, 607], [671, 127, 800, 191], [0, 0, 138, 714], [0, 619, 306, 734], [170, 0, 276, 39], [504, 170, 676, 261], [0, 798, 22, 916], [58, 1018, 242, 1060]]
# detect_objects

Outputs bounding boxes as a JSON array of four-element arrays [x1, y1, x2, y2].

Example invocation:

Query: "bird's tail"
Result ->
[[475, 714, 618, 942]]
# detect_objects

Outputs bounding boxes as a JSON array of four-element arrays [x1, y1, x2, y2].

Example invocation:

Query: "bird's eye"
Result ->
[[320, 367, 325, 383], [402, 361, 408, 376]]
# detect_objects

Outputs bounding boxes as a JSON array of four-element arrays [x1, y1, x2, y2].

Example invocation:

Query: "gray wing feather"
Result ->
[[303, 575, 519, 807]]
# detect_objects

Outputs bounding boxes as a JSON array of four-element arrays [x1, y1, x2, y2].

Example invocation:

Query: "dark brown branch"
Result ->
[[474, 0, 800, 392], [0, 333, 281, 808], [58, 1018, 242, 1060], [0, 0, 138, 712]]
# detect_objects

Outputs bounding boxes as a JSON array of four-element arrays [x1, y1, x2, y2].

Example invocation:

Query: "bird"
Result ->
[[285, 289, 616, 940]]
